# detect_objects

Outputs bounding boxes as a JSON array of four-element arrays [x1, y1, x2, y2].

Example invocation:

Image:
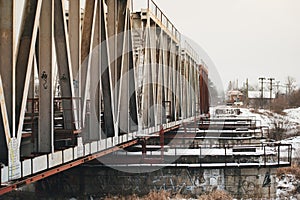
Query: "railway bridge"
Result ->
[[0, 0, 291, 197], [0, 0, 209, 195]]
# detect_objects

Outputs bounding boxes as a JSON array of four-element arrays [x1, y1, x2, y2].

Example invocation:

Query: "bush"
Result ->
[[104, 190, 171, 200], [198, 190, 233, 200], [277, 165, 300, 179]]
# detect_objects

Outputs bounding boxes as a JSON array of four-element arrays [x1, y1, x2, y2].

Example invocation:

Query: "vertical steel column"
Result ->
[[118, 4, 130, 134], [100, 0, 115, 138], [175, 46, 181, 119], [200, 65, 204, 114], [107, 0, 117, 88], [156, 30, 165, 125], [181, 53, 187, 118], [191, 60, 196, 116], [204, 69, 209, 113], [69, 0, 81, 129], [172, 44, 178, 120], [187, 56, 192, 117], [15, 0, 42, 154], [149, 23, 157, 126], [141, 22, 151, 128], [39, 0, 54, 152], [163, 36, 170, 122], [81, 0, 98, 129], [169, 41, 176, 121], [69, 0, 81, 84], [54, 0, 76, 130], [89, 1, 101, 141], [116, 2, 138, 134], [127, 13, 138, 132], [0, 0, 14, 163]]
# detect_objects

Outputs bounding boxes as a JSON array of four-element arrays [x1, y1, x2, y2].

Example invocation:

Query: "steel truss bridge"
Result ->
[[0, 0, 210, 195]]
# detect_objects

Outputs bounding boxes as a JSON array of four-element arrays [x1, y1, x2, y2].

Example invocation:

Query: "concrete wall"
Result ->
[[8, 166, 277, 199]]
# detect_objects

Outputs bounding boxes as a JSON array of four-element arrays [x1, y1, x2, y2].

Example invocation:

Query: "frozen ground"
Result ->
[[212, 106, 300, 199]]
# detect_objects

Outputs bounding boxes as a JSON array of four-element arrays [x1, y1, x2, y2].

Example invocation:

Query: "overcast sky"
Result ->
[[140, 0, 300, 91], [16, 0, 300, 92]]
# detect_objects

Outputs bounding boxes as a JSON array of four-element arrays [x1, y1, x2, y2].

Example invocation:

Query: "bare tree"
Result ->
[[286, 76, 296, 96]]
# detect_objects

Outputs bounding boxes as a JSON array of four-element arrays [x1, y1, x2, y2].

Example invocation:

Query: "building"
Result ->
[[227, 90, 244, 106], [247, 91, 276, 108]]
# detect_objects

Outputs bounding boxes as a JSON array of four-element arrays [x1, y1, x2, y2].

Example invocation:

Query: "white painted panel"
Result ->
[[128, 133, 133, 141], [77, 137, 84, 158], [97, 140, 101, 151], [113, 136, 118, 146], [141, 129, 146, 136], [118, 136, 123, 144], [150, 127, 154, 133], [84, 143, 90, 156], [100, 139, 106, 150], [131, 132, 135, 138], [155, 126, 160, 132], [32, 155, 47, 174], [107, 138, 112, 148], [91, 141, 98, 154], [122, 134, 127, 142], [22, 159, 32, 177], [166, 123, 170, 129], [73, 147, 78, 160], [48, 151, 63, 168], [1, 166, 9, 184], [63, 148, 73, 163]]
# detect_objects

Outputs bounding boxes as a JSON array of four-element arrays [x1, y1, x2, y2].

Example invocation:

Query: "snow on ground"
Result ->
[[281, 136, 300, 159], [211, 106, 300, 133], [276, 173, 300, 200], [214, 106, 300, 156], [212, 106, 300, 199]]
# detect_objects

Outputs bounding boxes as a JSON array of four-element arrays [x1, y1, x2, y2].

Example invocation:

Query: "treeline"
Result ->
[[272, 88, 300, 113]]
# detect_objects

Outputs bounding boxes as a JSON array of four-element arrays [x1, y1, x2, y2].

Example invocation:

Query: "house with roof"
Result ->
[[227, 90, 244, 106]]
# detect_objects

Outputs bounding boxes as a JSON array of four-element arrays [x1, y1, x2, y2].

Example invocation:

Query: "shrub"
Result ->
[[198, 190, 233, 200], [277, 165, 300, 179]]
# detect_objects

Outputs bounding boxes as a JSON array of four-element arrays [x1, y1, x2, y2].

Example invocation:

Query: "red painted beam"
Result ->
[[0, 122, 186, 196], [0, 139, 139, 196]]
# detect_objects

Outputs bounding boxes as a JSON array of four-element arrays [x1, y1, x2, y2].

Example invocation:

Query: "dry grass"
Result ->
[[103, 190, 233, 200], [277, 165, 300, 179], [104, 190, 171, 200], [198, 190, 233, 200]]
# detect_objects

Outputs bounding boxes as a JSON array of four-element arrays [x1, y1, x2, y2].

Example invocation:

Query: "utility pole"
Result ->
[[276, 81, 280, 98], [246, 78, 249, 106], [268, 78, 274, 111], [259, 77, 265, 109]]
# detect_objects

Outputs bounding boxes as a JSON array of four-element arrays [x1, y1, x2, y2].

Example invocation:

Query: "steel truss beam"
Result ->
[[0, 0, 209, 189], [131, 9, 201, 130]]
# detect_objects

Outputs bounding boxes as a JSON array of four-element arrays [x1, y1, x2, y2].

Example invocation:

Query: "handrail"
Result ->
[[147, 0, 180, 41]]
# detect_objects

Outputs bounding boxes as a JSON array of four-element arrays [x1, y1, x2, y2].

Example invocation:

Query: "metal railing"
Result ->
[[25, 97, 82, 131], [147, 0, 180, 41]]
